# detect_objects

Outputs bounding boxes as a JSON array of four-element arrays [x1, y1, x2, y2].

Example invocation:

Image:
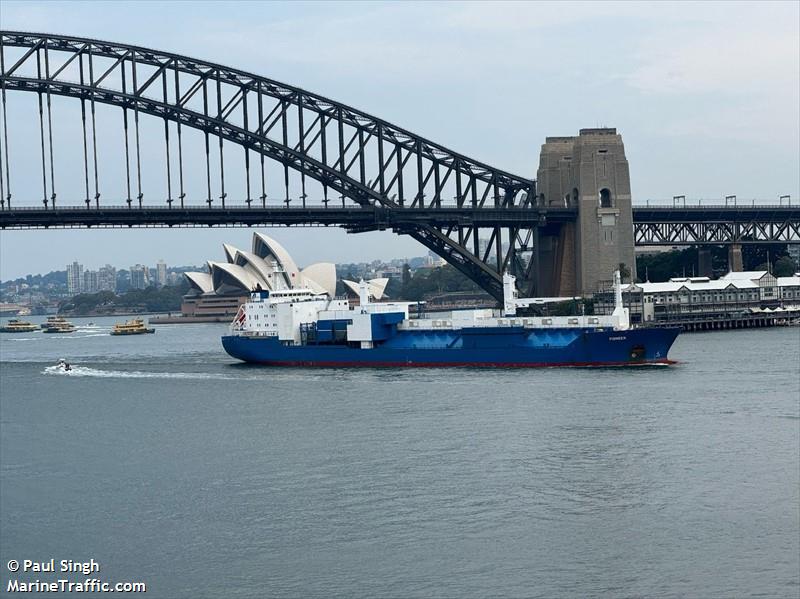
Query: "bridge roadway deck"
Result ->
[[0, 205, 577, 229], [632, 205, 799, 222], [0, 204, 797, 233]]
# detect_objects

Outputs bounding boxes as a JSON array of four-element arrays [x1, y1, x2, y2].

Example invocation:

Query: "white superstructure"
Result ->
[[231, 270, 632, 347]]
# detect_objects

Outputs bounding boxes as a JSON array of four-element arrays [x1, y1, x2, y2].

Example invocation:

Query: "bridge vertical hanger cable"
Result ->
[[44, 40, 56, 208], [203, 77, 211, 207], [242, 88, 251, 207], [35, 46, 48, 208], [415, 140, 423, 208], [257, 81, 266, 208], [215, 71, 225, 208], [281, 97, 289, 206], [298, 95, 306, 208], [357, 128, 365, 200], [376, 124, 384, 197], [79, 49, 90, 207], [396, 141, 403, 206], [88, 45, 100, 208], [162, 67, 172, 207], [320, 108, 329, 207], [0, 38, 5, 209], [0, 94, 4, 209], [0, 35, 8, 208], [132, 52, 143, 208], [121, 61, 132, 208], [433, 162, 441, 209], [173, 68, 184, 208], [337, 107, 345, 208]]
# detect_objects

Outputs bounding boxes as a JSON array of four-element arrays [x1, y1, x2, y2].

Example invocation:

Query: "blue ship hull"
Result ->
[[221, 326, 681, 367]]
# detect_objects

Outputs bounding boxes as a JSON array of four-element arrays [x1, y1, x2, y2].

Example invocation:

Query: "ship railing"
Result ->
[[239, 330, 277, 338], [399, 315, 609, 330]]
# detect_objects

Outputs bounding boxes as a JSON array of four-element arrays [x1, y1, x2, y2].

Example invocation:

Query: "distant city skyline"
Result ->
[[1, 248, 438, 284], [0, 1, 798, 280]]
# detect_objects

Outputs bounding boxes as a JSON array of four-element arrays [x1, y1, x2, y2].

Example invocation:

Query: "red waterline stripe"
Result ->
[[245, 359, 677, 368]]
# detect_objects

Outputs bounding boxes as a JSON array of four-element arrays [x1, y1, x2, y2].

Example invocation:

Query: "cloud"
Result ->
[[628, 27, 798, 97]]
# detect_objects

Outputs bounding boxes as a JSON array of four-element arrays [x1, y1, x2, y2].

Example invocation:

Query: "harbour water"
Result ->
[[1, 317, 798, 598]]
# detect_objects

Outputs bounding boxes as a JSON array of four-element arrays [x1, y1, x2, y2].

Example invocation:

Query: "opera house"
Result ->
[[181, 233, 387, 319]]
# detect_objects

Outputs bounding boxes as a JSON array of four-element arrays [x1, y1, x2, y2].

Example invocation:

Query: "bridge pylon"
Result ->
[[536, 128, 636, 295]]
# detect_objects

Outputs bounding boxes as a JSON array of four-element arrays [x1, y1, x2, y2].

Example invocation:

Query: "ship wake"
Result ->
[[42, 365, 235, 380]]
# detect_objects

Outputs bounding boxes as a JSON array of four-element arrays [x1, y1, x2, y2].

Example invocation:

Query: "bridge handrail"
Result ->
[[0, 204, 559, 211], [635, 202, 795, 208]]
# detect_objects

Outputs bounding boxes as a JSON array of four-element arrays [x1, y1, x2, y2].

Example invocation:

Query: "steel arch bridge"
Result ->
[[0, 32, 798, 300], [0, 31, 546, 300]]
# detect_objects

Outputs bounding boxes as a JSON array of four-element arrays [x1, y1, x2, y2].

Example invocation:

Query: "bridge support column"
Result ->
[[698, 247, 713, 277], [728, 243, 743, 272], [537, 128, 634, 295]]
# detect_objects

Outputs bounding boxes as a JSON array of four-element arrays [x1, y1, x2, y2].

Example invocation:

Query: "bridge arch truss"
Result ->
[[0, 31, 540, 299]]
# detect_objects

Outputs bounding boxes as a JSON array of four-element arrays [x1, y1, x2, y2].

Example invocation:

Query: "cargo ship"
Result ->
[[222, 270, 680, 368]]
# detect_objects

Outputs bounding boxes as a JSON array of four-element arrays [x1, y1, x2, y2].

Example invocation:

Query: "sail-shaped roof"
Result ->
[[252, 233, 300, 288]]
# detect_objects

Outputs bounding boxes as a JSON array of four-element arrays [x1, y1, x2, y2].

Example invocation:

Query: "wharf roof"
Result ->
[[623, 279, 758, 294], [777, 275, 800, 287], [720, 271, 770, 281]]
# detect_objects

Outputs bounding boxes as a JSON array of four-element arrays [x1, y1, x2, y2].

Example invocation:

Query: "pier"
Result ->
[[647, 310, 800, 332]]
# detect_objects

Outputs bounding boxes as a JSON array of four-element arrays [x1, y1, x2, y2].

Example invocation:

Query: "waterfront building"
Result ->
[[129, 264, 150, 290], [156, 260, 167, 287], [788, 244, 800, 268], [596, 270, 800, 323], [425, 251, 447, 267], [66, 261, 83, 295], [777, 274, 800, 301], [375, 266, 403, 281], [83, 270, 99, 294], [98, 265, 117, 292]]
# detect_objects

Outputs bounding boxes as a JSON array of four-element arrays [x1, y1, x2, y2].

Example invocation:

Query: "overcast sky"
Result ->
[[0, 0, 798, 279]]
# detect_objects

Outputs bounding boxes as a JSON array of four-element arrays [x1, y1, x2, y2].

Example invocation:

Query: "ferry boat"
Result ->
[[222, 271, 681, 368], [41, 316, 77, 333], [0, 319, 39, 333], [110, 318, 155, 336]]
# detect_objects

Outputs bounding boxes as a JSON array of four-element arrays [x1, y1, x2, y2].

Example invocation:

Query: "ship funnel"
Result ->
[[503, 272, 518, 316], [611, 270, 630, 330], [358, 279, 371, 309], [614, 270, 623, 310]]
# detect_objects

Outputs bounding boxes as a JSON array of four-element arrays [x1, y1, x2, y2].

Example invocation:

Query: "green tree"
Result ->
[[773, 256, 797, 277], [618, 262, 631, 283]]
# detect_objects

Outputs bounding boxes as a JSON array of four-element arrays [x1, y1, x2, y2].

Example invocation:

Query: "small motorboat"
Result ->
[[55, 358, 72, 372]]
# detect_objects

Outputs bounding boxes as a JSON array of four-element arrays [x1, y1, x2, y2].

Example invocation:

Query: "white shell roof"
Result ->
[[222, 243, 239, 264], [183, 271, 214, 294], [342, 278, 390, 300], [252, 233, 300, 287], [194, 233, 342, 297], [233, 249, 276, 289], [300, 263, 337, 298], [211, 262, 264, 294]]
